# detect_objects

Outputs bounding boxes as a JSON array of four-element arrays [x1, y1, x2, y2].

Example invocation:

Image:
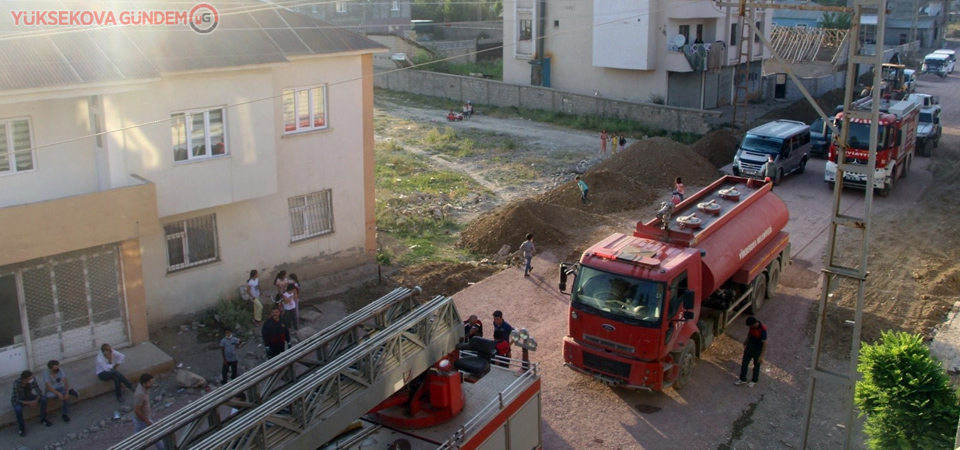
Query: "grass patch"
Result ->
[[412, 51, 503, 80], [375, 89, 702, 145]]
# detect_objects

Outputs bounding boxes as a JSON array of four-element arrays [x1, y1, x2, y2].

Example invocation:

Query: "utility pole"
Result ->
[[910, 0, 919, 56]]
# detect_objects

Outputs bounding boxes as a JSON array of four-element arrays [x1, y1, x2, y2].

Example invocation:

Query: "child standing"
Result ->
[[600, 129, 608, 155], [576, 176, 590, 205], [674, 177, 685, 201], [219, 328, 241, 384], [618, 134, 626, 152]]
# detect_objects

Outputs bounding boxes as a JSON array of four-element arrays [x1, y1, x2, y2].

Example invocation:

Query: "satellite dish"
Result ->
[[673, 35, 687, 47]]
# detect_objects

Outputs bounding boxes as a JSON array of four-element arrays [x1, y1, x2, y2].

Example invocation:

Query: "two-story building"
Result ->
[[503, 0, 772, 109], [0, 5, 385, 378]]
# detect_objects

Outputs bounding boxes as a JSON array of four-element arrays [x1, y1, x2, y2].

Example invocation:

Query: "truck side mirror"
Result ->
[[682, 291, 695, 310], [683, 311, 695, 320], [559, 263, 578, 293]]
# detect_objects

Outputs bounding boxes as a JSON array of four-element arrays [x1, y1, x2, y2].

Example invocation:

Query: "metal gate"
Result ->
[[20, 245, 129, 368]]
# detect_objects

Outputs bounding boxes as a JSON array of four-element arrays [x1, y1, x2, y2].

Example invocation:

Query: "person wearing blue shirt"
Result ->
[[576, 176, 590, 205], [493, 310, 514, 337]]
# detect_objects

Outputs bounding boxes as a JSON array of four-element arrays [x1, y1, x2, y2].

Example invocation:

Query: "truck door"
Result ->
[[664, 272, 689, 348]]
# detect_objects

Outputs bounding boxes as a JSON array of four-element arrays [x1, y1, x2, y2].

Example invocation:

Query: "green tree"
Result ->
[[855, 331, 960, 450], [818, 12, 852, 29]]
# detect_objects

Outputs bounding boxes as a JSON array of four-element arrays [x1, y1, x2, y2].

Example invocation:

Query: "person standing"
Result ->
[[735, 317, 768, 387], [133, 374, 163, 450], [762, 155, 777, 190], [96, 343, 135, 402], [492, 310, 514, 337], [247, 270, 263, 326], [220, 328, 241, 384], [11, 370, 52, 437], [273, 270, 288, 306], [674, 177, 686, 202], [600, 129, 608, 155], [43, 360, 78, 423], [280, 284, 299, 334], [519, 233, 536, 277], [618, 134, 627, 152], [288, 273, 301, 331], [576, 176, 590, 205], [466, 101, 473, 119], [262, 308, 290, 359], [463, 315, 484, 341]]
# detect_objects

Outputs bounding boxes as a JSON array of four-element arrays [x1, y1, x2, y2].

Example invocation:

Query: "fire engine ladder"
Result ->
[[800, 0, 887, 448], [108, 287, 434, 450], [730, 0, 755, 129], [189, 294, 462, 450]]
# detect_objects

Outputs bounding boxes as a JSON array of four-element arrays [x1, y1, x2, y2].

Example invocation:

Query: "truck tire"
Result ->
[[921, 140, 933, 157], [766, 261, 780, 299], [797, 157, 807, 174], [879, 175, 894, 197], [748, 274, 767, 313], [902, 156, 911, 179], [673, 345, 695, 390]]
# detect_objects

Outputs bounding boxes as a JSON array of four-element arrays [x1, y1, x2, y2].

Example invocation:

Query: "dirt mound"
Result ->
[[539, 171, 658, 214], [459, 199, 607, 255], [592, 137, 720, 189], [395, 262, 502, 297], [691, 129, 740, 168]]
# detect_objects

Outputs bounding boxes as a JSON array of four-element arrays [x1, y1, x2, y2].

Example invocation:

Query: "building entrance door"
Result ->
[[0, 272, 28, 378]]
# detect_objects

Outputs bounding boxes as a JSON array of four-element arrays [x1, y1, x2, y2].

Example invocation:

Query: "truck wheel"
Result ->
[[902, 156, 911, 179], [921, 140, 933, 157], [879, 175, 894, 197], [749, 274, 767, 313], [766, 262, 780, 299], [673, 345, 695, 390]]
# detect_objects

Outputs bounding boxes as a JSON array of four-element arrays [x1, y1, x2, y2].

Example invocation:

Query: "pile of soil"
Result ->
[[538, 171, 658, 215], [394, 262, 502, 297], [459, 199, 607, 255], [691, 129, 740, 168], [592, 137, 720, 189]]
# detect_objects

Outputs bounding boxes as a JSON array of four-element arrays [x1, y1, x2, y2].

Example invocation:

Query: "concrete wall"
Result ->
[[762, 70, 847, 103], [374, 69, 719, 134]]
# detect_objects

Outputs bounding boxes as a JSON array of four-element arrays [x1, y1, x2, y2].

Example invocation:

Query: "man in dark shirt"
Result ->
[[463, 315, 484, 341], [11, 370, 52, 437], [735, 317, 768, 387], [262, 307, 290, 359], [492, 310, 514, 337]]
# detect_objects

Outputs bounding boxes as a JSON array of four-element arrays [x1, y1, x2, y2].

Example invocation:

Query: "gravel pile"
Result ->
[[691, 129, 740, 168]]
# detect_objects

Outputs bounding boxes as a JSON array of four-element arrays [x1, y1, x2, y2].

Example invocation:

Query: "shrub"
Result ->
[[216, 298, 253, 330], [855, 331, 960, 450]]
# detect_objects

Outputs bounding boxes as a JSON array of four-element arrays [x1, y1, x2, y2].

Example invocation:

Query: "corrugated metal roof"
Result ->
[[0, 0, 387, 93]]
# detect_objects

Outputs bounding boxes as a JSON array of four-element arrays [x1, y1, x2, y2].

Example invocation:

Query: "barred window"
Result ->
[[336, 2, 347, 13], [289, 190, 334, 242], [0, 118, 34, 174], [164, 214, 220, 272], [171, 107, 227, 162], [282, 86, 327, 134], [519, 20, 533, 41]]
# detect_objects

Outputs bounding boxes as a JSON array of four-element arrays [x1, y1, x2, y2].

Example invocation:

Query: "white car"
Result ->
[[933, 49, 956, 73], [922, 53, 954, 77]]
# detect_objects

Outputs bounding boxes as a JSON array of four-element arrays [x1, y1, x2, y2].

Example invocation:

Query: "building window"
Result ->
[[0, 118, 34, 174], [755, 21, 761, 43], [519, 19, 533, 40], [679, 25, 690, 45], [289, 190, 334, 242], [312, 4, 318, 13], [282, 86, 327, 133], [336, 2, 347, 13], [171, 108, 227, 162], [89, 96, 102, 149], [164, 214, 219, 272], [731, 23, 738, 46], [392, 1, 400, 11], [796, 23, 806, 28]]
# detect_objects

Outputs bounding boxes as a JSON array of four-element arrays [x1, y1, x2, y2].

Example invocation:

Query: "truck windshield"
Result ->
[[571, 266, 664, 327], [839, 122, 887, 150], [740, 135, 783, 155], [920, 112, 933, 123]]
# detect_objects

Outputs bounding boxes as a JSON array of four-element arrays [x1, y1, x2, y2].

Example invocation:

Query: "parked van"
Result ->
[[922, 53, 953, 77], [933, 49, 956, 73], [810, 116, 834, 157], [732, 120, 811, 185]]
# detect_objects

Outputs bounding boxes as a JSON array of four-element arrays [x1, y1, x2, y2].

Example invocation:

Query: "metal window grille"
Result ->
[[20, 246, 128, 365], [289, 190, 334, 242], [0, 118, 34, 173], [165, 214, 220, 272]]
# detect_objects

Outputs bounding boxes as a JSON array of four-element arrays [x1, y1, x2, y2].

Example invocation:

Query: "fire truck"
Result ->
[[559, 176, 789, 391], [824, 97, 919, 196]]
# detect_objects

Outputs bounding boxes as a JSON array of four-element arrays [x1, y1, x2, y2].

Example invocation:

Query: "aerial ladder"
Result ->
[[110, 287, 543, 450]]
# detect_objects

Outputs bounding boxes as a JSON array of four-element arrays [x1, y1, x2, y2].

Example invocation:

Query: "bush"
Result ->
[[855, 331, 960, 450], [216, 298, 253, 330]]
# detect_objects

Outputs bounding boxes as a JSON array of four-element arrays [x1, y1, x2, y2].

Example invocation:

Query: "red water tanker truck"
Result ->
[[558, 175, 790, 390]]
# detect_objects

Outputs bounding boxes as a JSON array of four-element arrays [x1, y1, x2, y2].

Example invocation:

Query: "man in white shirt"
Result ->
[[96, 343, 135, 403]]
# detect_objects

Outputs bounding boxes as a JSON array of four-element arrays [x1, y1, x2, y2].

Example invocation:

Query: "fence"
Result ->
[[373, 69, 719, 135]]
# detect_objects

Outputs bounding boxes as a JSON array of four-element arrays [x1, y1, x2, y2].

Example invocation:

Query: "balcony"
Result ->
[[0, 174, 160, 266], [666, 42, 717, 72]]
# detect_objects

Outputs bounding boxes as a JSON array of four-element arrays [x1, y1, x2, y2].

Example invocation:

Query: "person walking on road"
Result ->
[[12, 370, 52, 437], [519, 233, 536, 277], [96, 343, 135, 403], [600, 129, 608, 156], [618, 134, 626, 153], [133, 373, 163, 450], [220, 328, 241, 384], [576, 176, 590, 205], [735, 317, 767, 387], [43, 360, 78, 423], [246, 270, 263, 325], [262, 308, 290, 359], [762, 155, 777, 190]]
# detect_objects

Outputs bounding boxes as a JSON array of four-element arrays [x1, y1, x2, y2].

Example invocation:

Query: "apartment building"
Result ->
[[0, 6, 385, 377], [294, 0, 412, 34], [503, 0, 772, 109]]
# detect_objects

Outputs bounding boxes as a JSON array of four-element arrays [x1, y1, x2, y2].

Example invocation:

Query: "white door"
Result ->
[[0, 272, 28, 378]]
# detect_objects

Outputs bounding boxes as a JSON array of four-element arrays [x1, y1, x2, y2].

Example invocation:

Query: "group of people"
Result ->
[[599, 129, 627, 156], [446, 101, 474, 122], [463, 310, 515, 365], [245, 269, 301, 333]]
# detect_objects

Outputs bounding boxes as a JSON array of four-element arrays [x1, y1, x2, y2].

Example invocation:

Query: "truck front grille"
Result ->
[[582, 352, 631, 379], [583, 334, 635, 353]]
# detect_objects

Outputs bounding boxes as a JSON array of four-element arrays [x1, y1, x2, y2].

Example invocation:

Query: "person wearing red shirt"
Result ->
[[735, 317, 767, 387]]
